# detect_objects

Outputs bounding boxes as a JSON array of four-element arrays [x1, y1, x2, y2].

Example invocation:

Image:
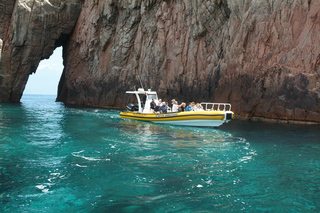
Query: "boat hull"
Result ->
[[120, 111, 234, 127]]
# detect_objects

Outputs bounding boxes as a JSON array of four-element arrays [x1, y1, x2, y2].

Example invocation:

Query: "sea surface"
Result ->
[[0, 94, 319, 212]]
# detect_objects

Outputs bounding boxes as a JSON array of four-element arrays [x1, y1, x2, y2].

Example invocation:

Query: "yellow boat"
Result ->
[[120, 88, 234, 127]]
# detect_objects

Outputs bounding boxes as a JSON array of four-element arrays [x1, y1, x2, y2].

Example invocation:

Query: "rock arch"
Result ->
[[0, 0, 82, 102]]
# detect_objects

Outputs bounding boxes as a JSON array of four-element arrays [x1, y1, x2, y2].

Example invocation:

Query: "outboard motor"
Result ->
[[126, 104, 139, 111], [225, 113, 233, 120], [126, 104, 134, 111]]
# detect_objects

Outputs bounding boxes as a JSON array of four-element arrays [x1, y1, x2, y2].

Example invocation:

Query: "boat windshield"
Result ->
[[148, 94, 157, 100]]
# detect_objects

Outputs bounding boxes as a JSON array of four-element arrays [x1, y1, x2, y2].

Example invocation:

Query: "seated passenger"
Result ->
[[160, 102, 168, 113], [178, 102, 186, 112], [186, 102, 194, 111], [170, 99, 176, 109], [171, 101, 179, 112], [193, 103, 204, 111], [154, 102, 161, 113], [166, 102, 171, 112]]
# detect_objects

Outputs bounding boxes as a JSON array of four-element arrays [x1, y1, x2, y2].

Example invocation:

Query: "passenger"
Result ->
[[193, 103, 204, 111], [160, 102, 168, 113], [178, 102, 186, 112], [171, 101, 179, 112], [166, 102, 171, 112], [191, 102, 195, 109], [170, 99, 176, 109], [158, 99, 163, 106], [186, 102, 194, 111], [150, 99, 156, 113], [154, 102, 161, 113]]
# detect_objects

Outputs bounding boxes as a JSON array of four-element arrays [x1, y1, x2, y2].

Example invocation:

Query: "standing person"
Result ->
[[172, 101, 179, 112], [186, 102, 194, 111], [160, 102, 168, 113], [150, 99, 156, 112], [143, 93, 148, 104]]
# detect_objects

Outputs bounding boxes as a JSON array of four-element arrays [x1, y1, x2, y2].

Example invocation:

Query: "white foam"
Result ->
[[36, 185, 46, 190], [72, 152, 110, 161], [72, 150, 85, 155], [75, 164, 87, 167]]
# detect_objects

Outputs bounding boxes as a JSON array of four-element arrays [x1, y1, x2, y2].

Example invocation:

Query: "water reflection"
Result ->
[[115, 119, 259, 211], [118, 119, 255, 154]]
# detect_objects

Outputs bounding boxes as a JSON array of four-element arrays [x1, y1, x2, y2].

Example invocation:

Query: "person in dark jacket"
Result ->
[[178, 102, 186, 112], [143, 93, 148, 104], [154, 102, 161, 113], [150, 99, 156, 112]]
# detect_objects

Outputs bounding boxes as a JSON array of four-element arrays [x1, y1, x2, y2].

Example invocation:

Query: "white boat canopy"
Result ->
[[126, 88, 158, 113]]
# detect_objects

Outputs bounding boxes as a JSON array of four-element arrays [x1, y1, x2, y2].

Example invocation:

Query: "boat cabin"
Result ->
[[126, 88, 159, 113]]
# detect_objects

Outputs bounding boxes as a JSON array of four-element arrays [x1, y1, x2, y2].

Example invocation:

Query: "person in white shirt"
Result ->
[[193, 103, 204, 111], [171, 101, 179, 112]]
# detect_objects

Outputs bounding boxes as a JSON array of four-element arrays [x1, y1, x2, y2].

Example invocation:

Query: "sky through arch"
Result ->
[[24, 47, 63, 95]]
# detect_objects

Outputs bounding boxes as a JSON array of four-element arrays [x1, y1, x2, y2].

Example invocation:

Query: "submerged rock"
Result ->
[[0, 0, 320, 122]]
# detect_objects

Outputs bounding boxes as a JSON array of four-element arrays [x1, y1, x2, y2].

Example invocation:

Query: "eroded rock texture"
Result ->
[[0, 0, 82, 101], [1, 0, 320, 122]]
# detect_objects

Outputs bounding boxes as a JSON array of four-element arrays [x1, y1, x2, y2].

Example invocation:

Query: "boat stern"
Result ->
[[224, 111, 234, 123]]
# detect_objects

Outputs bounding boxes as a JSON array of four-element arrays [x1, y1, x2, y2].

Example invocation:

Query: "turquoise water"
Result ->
[[0, 95, 319, 212]]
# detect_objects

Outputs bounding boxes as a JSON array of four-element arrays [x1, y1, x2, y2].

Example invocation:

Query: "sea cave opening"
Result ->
[[23, 47, 63, 97]]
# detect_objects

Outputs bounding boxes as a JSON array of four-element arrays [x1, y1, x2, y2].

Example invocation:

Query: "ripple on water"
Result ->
[[1, 96, 320, 212]]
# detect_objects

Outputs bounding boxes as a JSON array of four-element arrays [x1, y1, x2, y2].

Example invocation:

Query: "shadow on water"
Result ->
[[220, 119, 320, 144]]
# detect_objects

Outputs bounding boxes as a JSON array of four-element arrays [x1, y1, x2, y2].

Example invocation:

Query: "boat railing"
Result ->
[[200, 102, 231, 111]]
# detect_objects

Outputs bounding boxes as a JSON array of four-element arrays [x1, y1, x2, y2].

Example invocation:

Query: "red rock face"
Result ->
[[1, 0, 320, 122]]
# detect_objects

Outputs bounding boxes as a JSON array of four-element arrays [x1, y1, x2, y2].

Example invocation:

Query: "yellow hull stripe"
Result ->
[[120, 111, 233, 122]]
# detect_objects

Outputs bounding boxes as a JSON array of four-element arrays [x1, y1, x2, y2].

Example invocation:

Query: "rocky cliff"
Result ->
[[0, 0, 82, 101], [1, 0, 320, 123]]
